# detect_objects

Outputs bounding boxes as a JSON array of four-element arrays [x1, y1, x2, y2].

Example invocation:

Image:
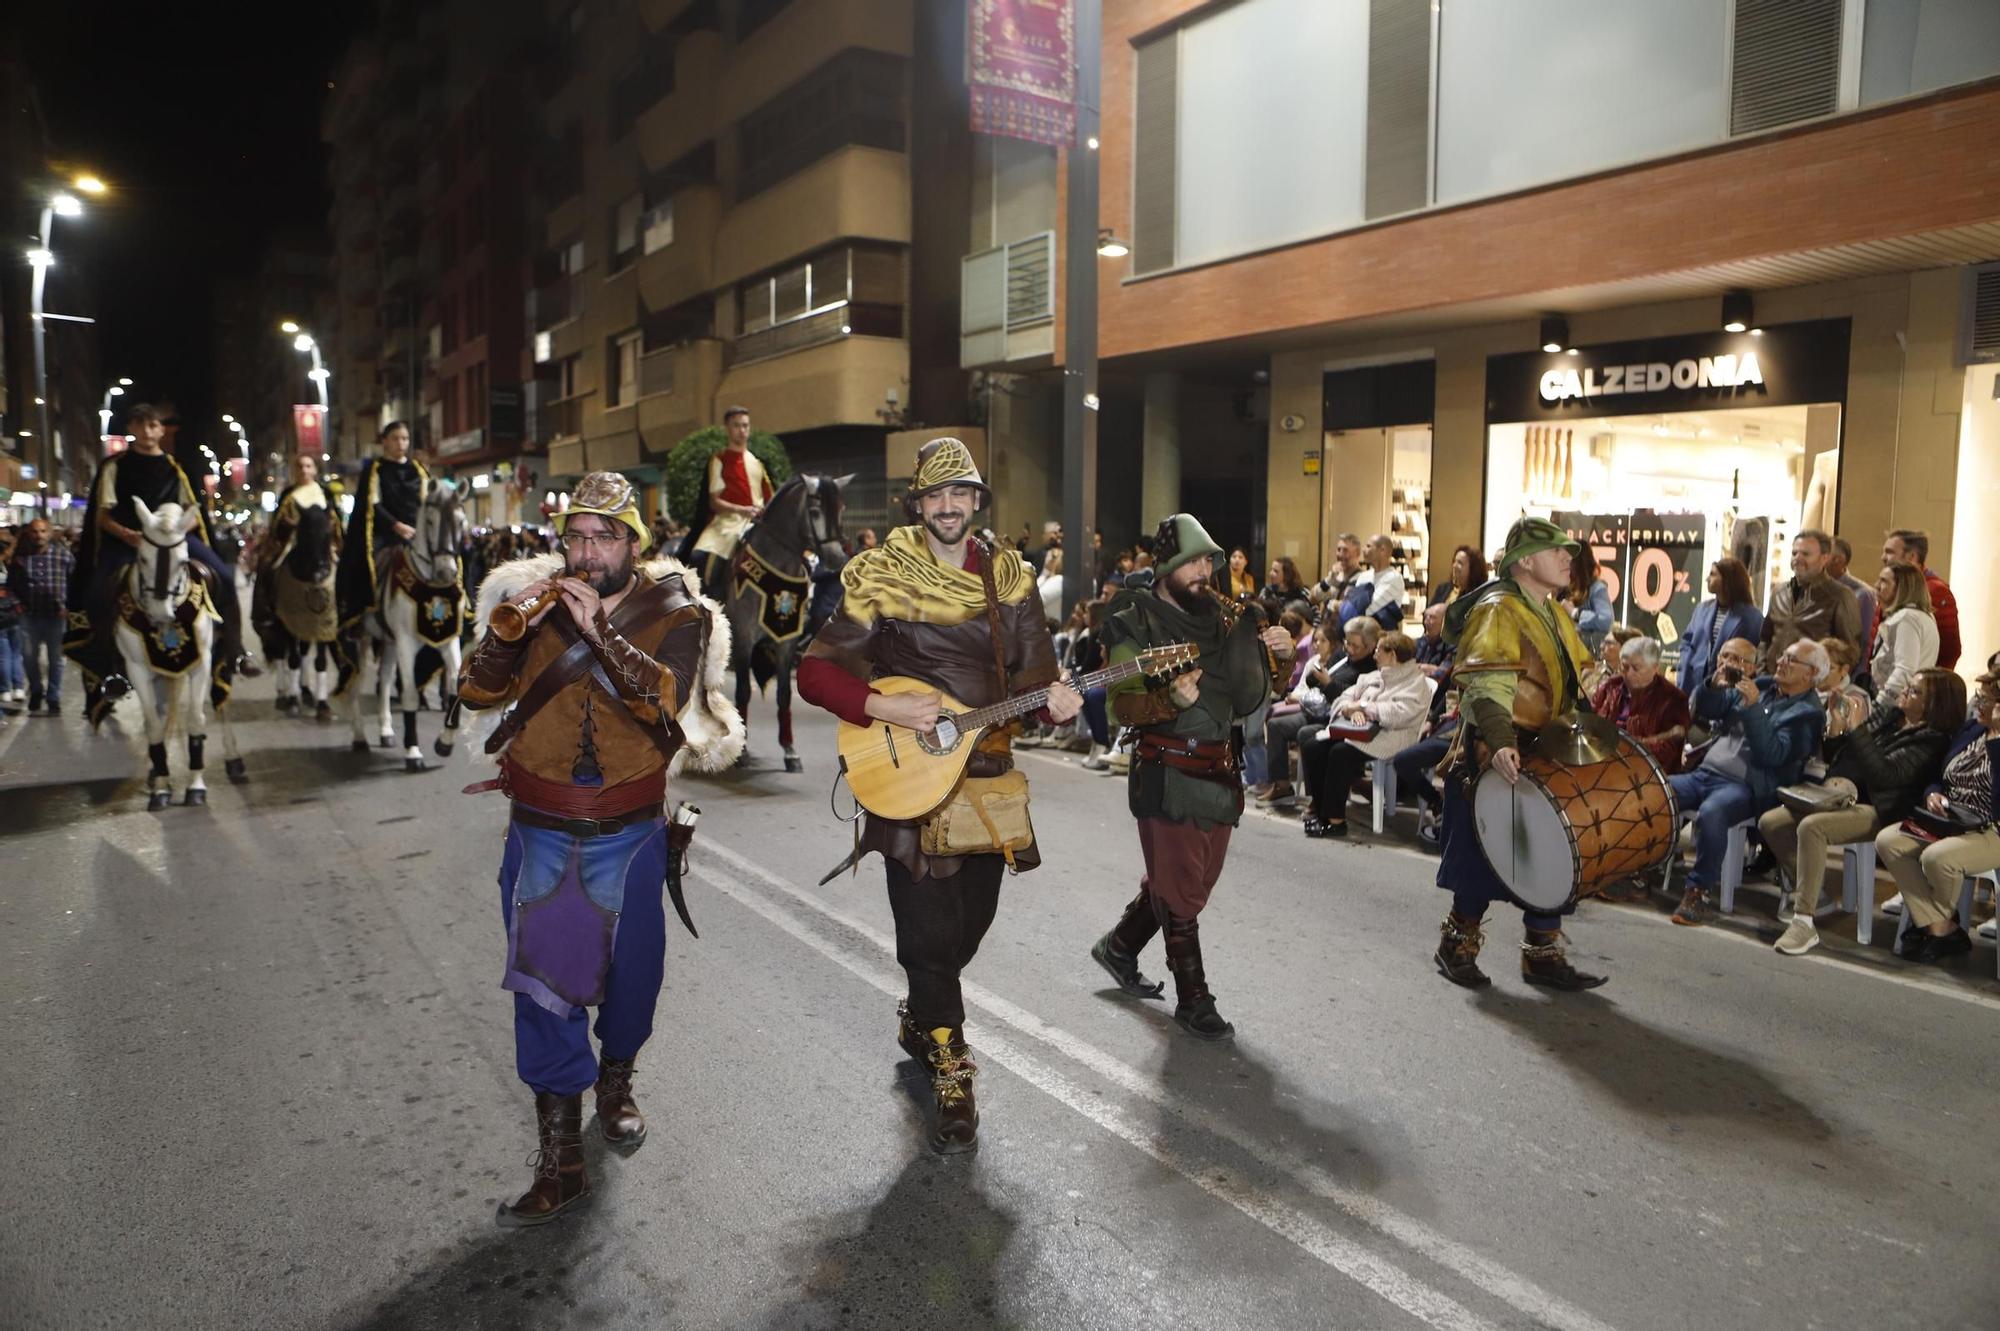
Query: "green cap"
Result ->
[[1150, 513, 1225, 578], [1497, 516, 1579, 574]]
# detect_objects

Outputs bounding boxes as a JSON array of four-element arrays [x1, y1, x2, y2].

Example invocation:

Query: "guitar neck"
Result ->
[[958, 657, 1149, 730]]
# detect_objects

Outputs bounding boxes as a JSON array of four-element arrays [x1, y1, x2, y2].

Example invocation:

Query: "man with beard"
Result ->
[[458, 471, 739, 1226], [797, 437, 1081, 1153], [1090, 515, 1295, 1039]]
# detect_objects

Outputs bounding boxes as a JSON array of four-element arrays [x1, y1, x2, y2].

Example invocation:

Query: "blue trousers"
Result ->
[[1081, 685, 1110, 747], [497, 819, 670, 1096], [1667, 768, 1762, 892], [1436, 769, 1564, 931], [22, 614, 63, 703], [0, 625, 22, 692]]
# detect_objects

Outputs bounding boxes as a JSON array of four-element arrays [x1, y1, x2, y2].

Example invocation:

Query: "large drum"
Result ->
[[1472, 733, 1679, 912]]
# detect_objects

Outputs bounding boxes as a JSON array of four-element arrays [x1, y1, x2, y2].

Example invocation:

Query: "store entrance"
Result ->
[[1322, 425, 1434, 608], [1482, 400, 1842, 653]]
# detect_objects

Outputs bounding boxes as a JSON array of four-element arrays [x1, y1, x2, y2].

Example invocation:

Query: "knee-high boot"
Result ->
[[1164, 915, 1234, 1040], [1091, 891, 1165, 998]]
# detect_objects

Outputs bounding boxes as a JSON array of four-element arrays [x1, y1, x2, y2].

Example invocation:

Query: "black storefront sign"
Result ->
[[1487, 319, 1850, 423]]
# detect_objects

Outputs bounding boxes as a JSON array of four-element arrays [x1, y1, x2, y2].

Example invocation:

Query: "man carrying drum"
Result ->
[[1432, 517, 1609, 991]]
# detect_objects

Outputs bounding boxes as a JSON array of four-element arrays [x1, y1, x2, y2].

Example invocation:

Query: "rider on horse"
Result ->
[[253, 453, 348, 707], [67, 402, 258, 722], [685, 406, 773, 594], [336, 419, 428, 635]]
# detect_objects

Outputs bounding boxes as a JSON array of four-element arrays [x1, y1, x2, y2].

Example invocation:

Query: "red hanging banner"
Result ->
[[968, 0, 1076, 147], [293, 405, 325, 455]]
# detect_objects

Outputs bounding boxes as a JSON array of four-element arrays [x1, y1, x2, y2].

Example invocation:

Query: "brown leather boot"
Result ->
[[1164, 915, 1234, 1040], [1521, 927, 1608, 991], [496, 1092, 590, 1227], [1091, 891, 1166, 998], [923, 1026, 979, 1155], [593, 1056, 647, 1150], [1434, 912, 1492, 988]]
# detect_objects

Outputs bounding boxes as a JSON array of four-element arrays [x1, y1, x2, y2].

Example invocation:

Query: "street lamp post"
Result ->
[[98, 378, 131, 444], [283, 324, 332, 456], [28, 184, 95, 514], [1059, 0, 1104, 615]]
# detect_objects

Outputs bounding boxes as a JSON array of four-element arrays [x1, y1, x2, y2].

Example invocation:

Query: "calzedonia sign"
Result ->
[[1486, 318, 1850, 423]]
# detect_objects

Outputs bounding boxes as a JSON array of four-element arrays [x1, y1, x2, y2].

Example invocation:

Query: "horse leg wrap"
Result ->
[[148, 742, 170, 779], [403, 710, 419, 748], [188, 735, 206, 771], [778, 710, 794, 749]]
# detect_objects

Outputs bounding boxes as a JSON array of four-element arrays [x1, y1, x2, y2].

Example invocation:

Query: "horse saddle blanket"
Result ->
[[387, 554, 465, 647], [276, 566, 339, 643], [117, 581, 217, 678], [732, 546, 808, 644]]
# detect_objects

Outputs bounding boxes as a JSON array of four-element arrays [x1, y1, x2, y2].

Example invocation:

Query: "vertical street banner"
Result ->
[[293, 405, 325, 455], [968, 0, 1076, 147]]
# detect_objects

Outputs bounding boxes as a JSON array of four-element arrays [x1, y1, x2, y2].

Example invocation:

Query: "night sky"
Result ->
[[12, 2, 369, 449]]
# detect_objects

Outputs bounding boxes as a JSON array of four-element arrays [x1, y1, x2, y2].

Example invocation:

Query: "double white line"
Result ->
[[694, 838, 1617, 1331]]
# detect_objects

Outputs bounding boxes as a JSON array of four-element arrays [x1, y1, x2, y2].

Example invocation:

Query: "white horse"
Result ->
[[117, 499, 244, 809], [349, 480, 468, 771]]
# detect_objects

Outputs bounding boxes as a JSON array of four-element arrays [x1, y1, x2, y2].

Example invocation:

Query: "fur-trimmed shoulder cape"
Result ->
[[470, 553, 745, 773]]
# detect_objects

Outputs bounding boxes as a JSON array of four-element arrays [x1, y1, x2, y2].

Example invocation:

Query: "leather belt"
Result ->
[[510, 801, 665, 839], [1135, 733, 1239, 780]]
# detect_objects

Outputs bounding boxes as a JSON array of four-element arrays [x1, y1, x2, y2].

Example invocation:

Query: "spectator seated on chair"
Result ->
[[1413, 601, 1455, 680], [1581, 623, 1641, 700], [1298, 631, 1433, 839], [1325, 616, 1383, 699], [1256, 623, 1338, 805], [1667, 637, 1827, 926], [1875, 659, 2000, 962], [1762, 668, 1960, 956], [1814, 635, 1874, 752], [1590, 635, 1690, 775]]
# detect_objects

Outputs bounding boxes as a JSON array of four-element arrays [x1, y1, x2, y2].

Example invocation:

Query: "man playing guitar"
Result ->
[[797, 438, 1081, 1154]]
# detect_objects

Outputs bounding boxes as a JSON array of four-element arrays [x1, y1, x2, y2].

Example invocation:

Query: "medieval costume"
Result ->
[[1090, 515, 1288, 1039], [252, 477, 346, 688], [688, 443, 773, 591], [336, 451, 429, 632], [1433, 517, 1608, 991], [796, 438, 1060, 1154], [66, 445, 250, 723], [458, 472, 742, 1226]]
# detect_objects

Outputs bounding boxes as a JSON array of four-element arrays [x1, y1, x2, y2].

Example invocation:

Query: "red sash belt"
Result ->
[[499, 759, 666, 819]]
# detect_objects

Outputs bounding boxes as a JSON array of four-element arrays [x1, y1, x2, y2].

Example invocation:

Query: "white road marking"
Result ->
[[697, 839, 1619, 1331]]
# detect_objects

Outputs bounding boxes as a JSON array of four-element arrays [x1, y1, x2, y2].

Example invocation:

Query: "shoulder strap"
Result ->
[[975, 539, 1010, 698], [483, 575, 684, 754]]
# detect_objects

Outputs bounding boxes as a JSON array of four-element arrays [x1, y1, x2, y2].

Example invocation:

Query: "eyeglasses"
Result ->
[[562, 531, 629, 552]]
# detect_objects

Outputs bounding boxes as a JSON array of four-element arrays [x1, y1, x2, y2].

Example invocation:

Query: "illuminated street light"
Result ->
[[294, 332, 316, 352], [118, 376, 132, 386], [280, 320, 300, 334], [26, 248, 53, 269], [73, 175, 106, 195], [52, 194, 82, 218]]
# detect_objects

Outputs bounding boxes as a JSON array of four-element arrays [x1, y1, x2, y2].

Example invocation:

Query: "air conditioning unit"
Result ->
[[1957, 261, 2000, 366]]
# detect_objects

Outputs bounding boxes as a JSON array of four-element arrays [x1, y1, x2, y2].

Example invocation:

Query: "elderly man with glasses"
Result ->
[[1668, 636, 1829, 925]]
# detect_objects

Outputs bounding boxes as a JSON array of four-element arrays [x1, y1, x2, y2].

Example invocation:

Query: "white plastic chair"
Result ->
[[1368, 757, 1398, 835]]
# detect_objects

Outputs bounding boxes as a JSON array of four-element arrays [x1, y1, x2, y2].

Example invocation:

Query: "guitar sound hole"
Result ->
[[916, 715, 962, 756]]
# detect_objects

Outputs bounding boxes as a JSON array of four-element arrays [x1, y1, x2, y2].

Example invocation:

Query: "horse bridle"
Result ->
[[134, 528, 192, 610], [411, 493, 464, 584]]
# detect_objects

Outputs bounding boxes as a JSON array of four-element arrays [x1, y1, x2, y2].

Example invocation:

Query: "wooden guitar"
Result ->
[[837, 642, 1201, 820]]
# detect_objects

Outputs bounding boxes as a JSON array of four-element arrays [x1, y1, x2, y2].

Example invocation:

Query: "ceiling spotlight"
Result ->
[[1721, 289, 1754, 334], [1096, 228, 1129, 259], [1538, 315, 1570, 355]]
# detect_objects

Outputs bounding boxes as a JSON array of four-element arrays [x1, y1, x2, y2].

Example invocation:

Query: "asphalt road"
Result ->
[[3, 663, 1997, 1331]]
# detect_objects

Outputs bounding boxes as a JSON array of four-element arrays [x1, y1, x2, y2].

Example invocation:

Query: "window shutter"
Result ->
[[1132, 34, 1178, 275], [1963, 262, 2000, 364], [1730, 0, 1843, 135], [1365, 0, 1431, 219]]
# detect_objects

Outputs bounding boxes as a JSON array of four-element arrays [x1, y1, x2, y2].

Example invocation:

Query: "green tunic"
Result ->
[[1102, 588, 1273, 829]]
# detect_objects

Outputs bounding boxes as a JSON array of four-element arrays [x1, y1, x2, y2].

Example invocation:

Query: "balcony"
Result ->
[[634, 31, 723, 171], [437, 426, 485, 460], [637, 339, 725, 451], [732, 303, 900, 368], [636, 184, 720, 312], [959, 231, 1055, 369], [714, 146, 909, 288], [528, 273, 585, 332], [716, 334, 908, 435], [538, 390, 593, 443]]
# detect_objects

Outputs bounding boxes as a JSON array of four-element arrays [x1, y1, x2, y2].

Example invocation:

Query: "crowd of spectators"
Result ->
[[1014, 517, 1997, 971]]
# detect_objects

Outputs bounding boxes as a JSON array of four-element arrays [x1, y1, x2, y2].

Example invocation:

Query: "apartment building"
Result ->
[[966, 0, 2000, 657], [523, 0, 973, 534]]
